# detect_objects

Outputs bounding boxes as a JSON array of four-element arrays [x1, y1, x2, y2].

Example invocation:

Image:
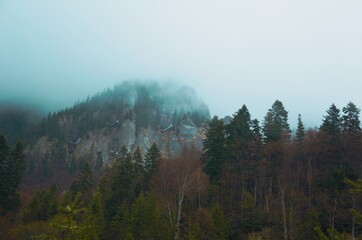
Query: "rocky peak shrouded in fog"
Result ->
[[26, 81, 210, 177]]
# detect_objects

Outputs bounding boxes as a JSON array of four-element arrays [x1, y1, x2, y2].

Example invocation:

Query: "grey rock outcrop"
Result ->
[[28, 118, 206, 169]]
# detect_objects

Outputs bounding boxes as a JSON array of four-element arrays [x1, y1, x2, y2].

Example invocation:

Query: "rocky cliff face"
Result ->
[[25, 81, 209, 174], [76, 119, 205, 163]]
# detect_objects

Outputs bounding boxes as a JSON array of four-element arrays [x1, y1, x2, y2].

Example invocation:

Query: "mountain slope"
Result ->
[[25, 81, 210, 178]]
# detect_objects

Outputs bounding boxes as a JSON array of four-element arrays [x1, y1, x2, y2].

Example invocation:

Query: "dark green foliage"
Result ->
[[36, 193, 88, 240], [208, 204, 231, 240], [225, 105, 253, 173], [0, 137, 10, 204], [108, 202, 131, 239], [344, 179, 362, 223], [0, 136, 25, 214], [84, 193, 105, 240], [70, 162, 93, 194], [296, 114, 305, 142], [144, 143, 162, 185], [108, 192, 169, 240], [0, 104, 42, 144], [99, 146, 144, 221], [201, 116, 226, 183], [319, 104, 344, 173], [22, 184, 59, 223], [252, 119, 262, 141], [314, 226, 348, 240], [129, 192, 169, 239], [263, 100, 291, 142], [69, 162, 93, 204], [240, 191, 263, 233], [342, 102, 361, 135], [320, 104, 342, 140], [226, 105, 253, 149], [133, 147, 144, 176]]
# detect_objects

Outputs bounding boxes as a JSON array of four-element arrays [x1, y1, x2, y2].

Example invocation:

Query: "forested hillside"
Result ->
[[0, 104, 43, 145], [0, 83, 361, 239], [19, 81, 210, 191]]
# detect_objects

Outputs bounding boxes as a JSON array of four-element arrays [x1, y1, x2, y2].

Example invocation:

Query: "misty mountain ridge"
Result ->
[[14, 81, 210, 181], [0, 81, 209, 141], [37, 81, 210, 137]]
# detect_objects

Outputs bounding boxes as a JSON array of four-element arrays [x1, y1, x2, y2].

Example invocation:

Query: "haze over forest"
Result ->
[[1, 2, 362, 239], [1, 0, 361, 127]]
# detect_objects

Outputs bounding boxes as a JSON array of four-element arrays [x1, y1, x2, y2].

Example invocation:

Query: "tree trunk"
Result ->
[[198, 192, 201, 212], [288, 190, 294, 240], [352, 193, 355, 240], [174, 193, 184, 240], [307, 160, 312, 208], [280, 187, 288, 240], [254, 178, 257, 206]]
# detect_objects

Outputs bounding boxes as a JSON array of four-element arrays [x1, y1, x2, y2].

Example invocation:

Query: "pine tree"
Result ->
[[314, 179, 362, 239], [320, 104, 342, 140], [119, 145, 129, 162], [133, 147, 144, 176], [100, 147, 137, 220], [342, 102, 361, 136], [263, 100, 291, 142], [251, 119, 262, 142], [224, 105, 255, 215], [124, 152, 135, 176], [84, 193, 105, 240], [320, 104, 343, 167], [0, 135, 10, 214], [35, 193, 87, 240], [226, 105, 253, 147], [251, 119, 263, 159], [208, 204, 231, 240], [201, 116, 226, 184], [144, 143, 162, 182], [296, 114, 305, 143], [130, 192, 167, 239], [341, 102, 361, 179], [108, 202, 132, 239], [0, 136, 24, 214], [22, 184, 59, 223]]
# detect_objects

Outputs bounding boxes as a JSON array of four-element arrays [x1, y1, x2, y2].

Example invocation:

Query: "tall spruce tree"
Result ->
[[226, 105, 253, 148], [133, 146, 144, 176], [100, 147, 135, 220], [263, 100, 291, 142], [341, 102, 361, 175], [73, 162, 93, 193], [251, 119, 262, 142], [0, 136, 24, 213], [201, 116, 226, 184], [0, 135, 10, 213], [296, 114, 305, 143], [225, 105, 253, 204], [342, 102, 361, 136], [320, 103, 342, 139], [144, 143, 161, 181], [208, 204, 231, 240], [69, 162, 93, 205]]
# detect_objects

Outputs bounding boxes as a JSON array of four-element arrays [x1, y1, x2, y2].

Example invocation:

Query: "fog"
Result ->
[[0, 0, 361, 127]]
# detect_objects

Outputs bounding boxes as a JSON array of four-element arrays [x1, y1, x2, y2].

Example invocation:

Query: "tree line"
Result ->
[[202, 101, 362, 239], [0, 100, 361, 239]]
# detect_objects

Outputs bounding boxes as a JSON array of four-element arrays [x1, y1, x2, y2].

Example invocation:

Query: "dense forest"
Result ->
[[0, 87, 362, 239]]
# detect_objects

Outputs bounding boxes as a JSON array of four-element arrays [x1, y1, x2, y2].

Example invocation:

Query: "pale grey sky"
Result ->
[[0, 0, 361, 127]]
